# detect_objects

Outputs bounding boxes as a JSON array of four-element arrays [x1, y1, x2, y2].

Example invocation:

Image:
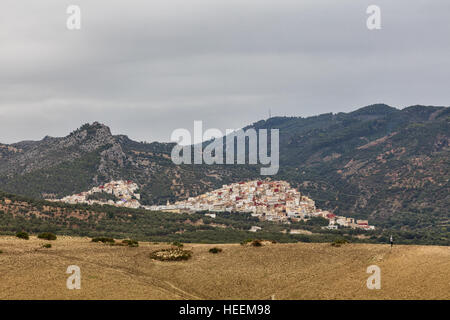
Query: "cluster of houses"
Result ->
[[50, 179, 375, 231], [50, 180, 141, 209], [322, 214, 375, 231], [147, 180, 375, 230]]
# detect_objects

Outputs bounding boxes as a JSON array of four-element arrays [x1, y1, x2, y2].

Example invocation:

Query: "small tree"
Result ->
[[16, 231, 29, 240]]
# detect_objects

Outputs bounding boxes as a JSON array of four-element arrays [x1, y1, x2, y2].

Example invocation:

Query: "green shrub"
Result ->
[[150, 248, 192, 261], [0, 250, 3, 254], [91, 237, 115, 244], [171, 241, 184, 247], [122, 239, 139, 247], [38, 232, 57, 240], [209, 247, 223, 254], [240, 239, 253, 245], [42, 243, 52, 248], [331, 238, 349, 247], [16, 231, 29, 240], [251, 240, 262, 247]]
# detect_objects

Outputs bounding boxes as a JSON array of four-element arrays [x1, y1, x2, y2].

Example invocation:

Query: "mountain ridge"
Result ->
[[0, 104, 448, 234]]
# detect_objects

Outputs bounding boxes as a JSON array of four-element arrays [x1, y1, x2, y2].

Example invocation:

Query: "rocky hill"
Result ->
[[0, 104, 448, 234]]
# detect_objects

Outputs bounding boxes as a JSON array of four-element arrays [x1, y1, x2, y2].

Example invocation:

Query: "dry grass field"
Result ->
[[0, 236, 448, 300]]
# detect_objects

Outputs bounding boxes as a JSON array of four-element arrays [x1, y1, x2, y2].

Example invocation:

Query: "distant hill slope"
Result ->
[[0, 104, 448, 233], [0, 190, 448, 245], [256, 104, 450, 230]]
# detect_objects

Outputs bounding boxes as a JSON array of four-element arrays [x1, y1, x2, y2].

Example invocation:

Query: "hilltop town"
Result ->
[[49, 180, 141, 209], [148, 180, 375, 230], [49, 179, 374, 231]]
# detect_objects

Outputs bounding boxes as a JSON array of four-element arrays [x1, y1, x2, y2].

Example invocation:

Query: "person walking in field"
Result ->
[[390, 234, 394, 248]]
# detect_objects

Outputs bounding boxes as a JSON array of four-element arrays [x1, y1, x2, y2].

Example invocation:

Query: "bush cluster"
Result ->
[[150, 248, 192, 261], [331, 238, 349, 247], [91, 237, 115, 244], [38, 232, 57, 240], [171, 241, 184, 247], [16, 231, 29, 240], [251, 240, 263, 247], [209, 247, 223, 254], [121, 239, 139, 247], [240, 239, 253, 245]]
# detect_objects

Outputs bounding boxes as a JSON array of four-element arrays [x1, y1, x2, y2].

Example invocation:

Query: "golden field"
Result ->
[[0, 236, 448, 300]]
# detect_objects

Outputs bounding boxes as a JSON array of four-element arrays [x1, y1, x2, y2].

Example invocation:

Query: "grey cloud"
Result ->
[[0, 0, 449, 143]]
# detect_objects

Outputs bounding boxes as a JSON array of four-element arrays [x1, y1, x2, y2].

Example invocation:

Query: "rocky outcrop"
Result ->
[[0, 122, 116, 176]]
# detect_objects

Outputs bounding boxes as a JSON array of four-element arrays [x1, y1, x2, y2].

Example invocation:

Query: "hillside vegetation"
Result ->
[[0, 104, 448, 236], [0, 191, 448, 245]]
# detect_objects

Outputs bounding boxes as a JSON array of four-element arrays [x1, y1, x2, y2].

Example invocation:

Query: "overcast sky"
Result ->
[[0, 0, 449, 143]]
